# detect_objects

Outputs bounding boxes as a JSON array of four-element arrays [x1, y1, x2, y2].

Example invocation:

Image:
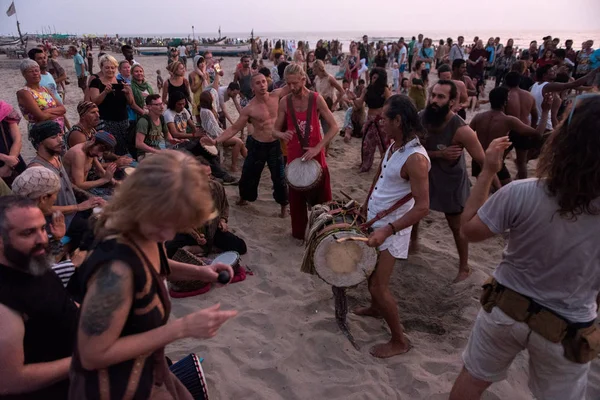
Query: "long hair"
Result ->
[[96, 150, 216, 238], [536, 95, 600, 220], [366, 67, 388, 100], [383, 95, 426, 144]]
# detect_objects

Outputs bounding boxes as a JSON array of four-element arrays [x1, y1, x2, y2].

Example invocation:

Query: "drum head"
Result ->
[[203, 145, 218, 156], [285, 158, 322, 190], [313, 229, 377, 287], [124, 167, 135, 176], [213, 251, 240, 266]]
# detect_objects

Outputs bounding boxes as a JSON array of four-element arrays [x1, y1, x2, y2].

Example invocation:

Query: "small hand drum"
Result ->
[[123, 167, 135, 176], [285, 158, 323, 191], [201, 144, 219, 156], [213, 251, 240, 273]]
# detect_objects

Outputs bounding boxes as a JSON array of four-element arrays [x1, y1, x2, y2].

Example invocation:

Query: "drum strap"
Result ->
[[360, 193, 413, 231], [287, 92, 314, 152]]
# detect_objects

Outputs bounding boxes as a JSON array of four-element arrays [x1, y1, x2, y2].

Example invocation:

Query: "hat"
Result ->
[[94, 131, 116, 148], [29, 121, 62, 148], [77, 101, 97, 117], [12, 166, 61, 199]]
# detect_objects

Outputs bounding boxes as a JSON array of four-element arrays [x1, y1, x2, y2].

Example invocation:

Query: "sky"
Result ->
[[1, 0, 599, 37]]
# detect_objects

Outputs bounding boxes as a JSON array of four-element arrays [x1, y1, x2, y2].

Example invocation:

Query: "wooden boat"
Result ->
[[137, 46, 168, 56], [197, 38, 251, 56]]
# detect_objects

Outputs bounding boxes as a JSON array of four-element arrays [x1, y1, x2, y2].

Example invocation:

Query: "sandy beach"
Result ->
[[1, 51, 598, 399]]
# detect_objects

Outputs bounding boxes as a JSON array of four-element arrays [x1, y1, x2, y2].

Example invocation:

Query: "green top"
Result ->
[[136, 116, 168, 155]]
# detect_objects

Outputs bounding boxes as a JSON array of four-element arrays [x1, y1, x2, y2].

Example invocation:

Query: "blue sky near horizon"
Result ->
[[1, 0, 599, 37]]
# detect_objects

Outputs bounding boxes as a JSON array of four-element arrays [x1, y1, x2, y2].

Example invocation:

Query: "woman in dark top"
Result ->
[[374, 48, 388, 69], [162, 60, 191, 108], [69, 150, 237, 400], [409, 60, 427, 111], [353, 67, 392, 172], [89, 54, 135, 155]]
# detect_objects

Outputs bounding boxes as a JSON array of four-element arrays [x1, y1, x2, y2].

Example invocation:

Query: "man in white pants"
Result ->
[[449, 94, 600, 400]]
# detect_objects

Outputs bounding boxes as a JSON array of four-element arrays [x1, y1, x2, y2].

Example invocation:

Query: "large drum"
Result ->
[[308, 202, 377, 287], [285, 158, 323, 191]]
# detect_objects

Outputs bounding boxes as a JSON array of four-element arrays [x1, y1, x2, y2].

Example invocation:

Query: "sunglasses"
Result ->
[[567, 93, 598, 126]]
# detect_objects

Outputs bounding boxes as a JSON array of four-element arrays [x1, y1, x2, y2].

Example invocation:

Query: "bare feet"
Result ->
[[279, 205, 289, 218], [236, 198, 249, 206], [353, 306, 383, 318], [370, 336, 412, 358], [453, 268, 472, 283], [344, 135, 351, 144]]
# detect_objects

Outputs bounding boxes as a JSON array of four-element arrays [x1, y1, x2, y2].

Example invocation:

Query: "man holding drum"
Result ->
[[355, 95, 431, 358], [273, 63, 339, 240]]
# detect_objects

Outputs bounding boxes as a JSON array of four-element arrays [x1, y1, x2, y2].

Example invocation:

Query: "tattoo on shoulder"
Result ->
[[81, 264, 126, 336]]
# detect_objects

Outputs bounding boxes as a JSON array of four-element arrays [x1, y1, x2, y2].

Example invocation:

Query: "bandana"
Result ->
[[29, 121, 62, 148], [94, 131, 117, 148], [77, 101, 97, 117], [11, 166, 61, 199]]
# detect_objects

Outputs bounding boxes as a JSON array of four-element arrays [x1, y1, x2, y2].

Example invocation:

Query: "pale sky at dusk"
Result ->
[[1, 0, 599, 36]]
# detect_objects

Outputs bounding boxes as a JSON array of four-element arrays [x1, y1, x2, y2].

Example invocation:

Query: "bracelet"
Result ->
[[388, 223, 396, 235]]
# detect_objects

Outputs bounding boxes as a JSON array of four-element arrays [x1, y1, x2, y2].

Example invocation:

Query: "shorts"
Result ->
[[471, 160, 510, 182], [463, 308, 590, 400], [508, 130, 544, 151], [399, 64, 406, 73], [78, 76, 87, 90]]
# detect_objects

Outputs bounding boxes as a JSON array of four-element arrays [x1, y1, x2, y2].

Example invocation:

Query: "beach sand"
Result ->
[[1, 51, 598, 399]]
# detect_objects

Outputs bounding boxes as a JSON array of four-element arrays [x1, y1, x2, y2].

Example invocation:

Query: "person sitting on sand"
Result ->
[[63, 131, 119, 199], [354, 95, 430, 358], [135, 94, 179, 159], [449, 95, 600, 400], [165, 156, 247, 258]]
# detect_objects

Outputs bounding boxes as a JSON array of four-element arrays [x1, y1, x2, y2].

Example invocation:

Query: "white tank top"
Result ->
[[314, 75, 334, 99], [530, 82, 553, 130], [367, 138, 430, 233]]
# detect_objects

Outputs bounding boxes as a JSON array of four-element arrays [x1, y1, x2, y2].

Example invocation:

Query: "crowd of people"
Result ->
[[0, 30, 599, 400]]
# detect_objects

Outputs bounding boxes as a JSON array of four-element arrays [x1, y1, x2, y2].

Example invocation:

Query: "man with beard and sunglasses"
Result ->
[[412, 80, 487, 283], [0, 196, 79, 399]]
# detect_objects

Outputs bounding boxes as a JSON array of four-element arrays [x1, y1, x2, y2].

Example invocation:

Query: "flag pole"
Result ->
[[11, 1, 24, 45]]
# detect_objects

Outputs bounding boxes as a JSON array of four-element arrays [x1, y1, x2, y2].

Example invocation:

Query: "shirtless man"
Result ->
[[204, 74, 290, 216], [470, 87, 550, 186], [63, 131, 118, 199], [438, 64, 468, 118], [503, 71, 539, 179], [451, 59, 476, 120]]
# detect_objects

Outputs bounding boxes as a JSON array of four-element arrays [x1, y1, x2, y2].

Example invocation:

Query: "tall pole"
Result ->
[[13, 2, 24, 45], [192, 25, 195, 41]]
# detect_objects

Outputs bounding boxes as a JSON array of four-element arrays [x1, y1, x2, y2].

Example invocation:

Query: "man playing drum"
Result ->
[[273, 63, 339, 240], [354, 95, 431, 358], [204, 74, 291, 217]]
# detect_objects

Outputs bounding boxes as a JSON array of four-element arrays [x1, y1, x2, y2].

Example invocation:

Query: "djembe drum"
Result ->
[[285, 158, 323, 191]]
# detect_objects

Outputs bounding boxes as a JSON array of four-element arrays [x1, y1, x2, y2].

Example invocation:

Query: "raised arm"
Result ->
[[544, 67, 599, 93], [0, 304, 71, 395]]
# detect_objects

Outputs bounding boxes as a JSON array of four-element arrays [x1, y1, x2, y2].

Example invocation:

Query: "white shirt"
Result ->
[[178, 45, 187, 57], [479, 179, 600, 322], [530, 82, 553, 130], [217, 86, 229, 113], [397, 47, 407, 65]]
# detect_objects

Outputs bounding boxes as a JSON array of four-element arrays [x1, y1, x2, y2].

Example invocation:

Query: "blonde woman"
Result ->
[[88, 54, 135, 155], [69, 150, 237, 399], [294, 40, 306, 67], [162, 60, 191, 109]]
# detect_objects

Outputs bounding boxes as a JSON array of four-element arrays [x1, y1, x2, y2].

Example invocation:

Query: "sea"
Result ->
[[125, 30, 600, 51]]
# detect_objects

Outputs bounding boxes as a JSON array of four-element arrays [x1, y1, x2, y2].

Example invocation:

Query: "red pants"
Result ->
[[289, 167, 332, 239]]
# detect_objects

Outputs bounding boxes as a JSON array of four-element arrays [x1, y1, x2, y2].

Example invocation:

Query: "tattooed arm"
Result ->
[[77, 261, 237, 370]]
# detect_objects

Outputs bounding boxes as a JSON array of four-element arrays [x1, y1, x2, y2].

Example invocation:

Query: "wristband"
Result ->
[[388, 223, 396, 235]]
